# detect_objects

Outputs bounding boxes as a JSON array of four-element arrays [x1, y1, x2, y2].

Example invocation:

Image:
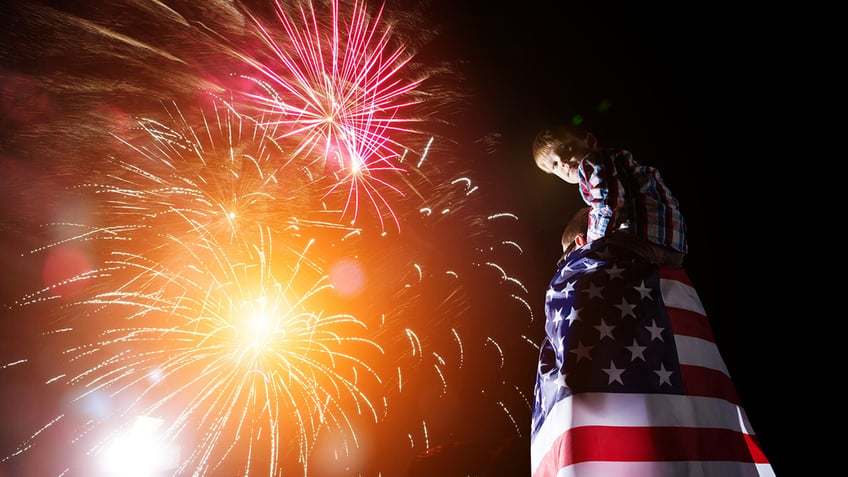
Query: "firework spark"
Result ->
[[7, 228, 383, 476], [232, 0, 431, 233], [92, 98, 357, 261], [1, 1, 537, 476], [4, 94, 388, 475]]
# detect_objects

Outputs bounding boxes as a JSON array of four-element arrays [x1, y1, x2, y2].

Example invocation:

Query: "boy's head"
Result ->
[[532, 125, 596, 184]]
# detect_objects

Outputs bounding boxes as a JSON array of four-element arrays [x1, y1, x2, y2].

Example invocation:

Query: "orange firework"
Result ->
[[0, 2, 533, 476]]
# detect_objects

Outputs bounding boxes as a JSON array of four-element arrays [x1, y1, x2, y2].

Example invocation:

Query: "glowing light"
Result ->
[[5, 97, 385, 475], [22, 229, 385, 475], [100, 417, 179, 477]]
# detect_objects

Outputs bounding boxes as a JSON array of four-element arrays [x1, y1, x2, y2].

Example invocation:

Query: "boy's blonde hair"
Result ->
[[532, 124, 587, 169]]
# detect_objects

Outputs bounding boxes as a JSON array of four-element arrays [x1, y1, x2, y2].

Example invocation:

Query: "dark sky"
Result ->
[[0, 1, 783, 475]]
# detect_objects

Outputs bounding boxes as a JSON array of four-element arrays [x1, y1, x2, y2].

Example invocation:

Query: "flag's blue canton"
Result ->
[[532, 240, 684, 436]]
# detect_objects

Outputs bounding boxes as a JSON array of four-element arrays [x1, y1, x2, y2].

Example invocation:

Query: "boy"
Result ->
[[533, 125, 686, 268]]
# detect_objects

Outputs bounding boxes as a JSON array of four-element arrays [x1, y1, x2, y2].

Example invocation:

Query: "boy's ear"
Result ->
[[585, 132, 597, 149], [575, 235, 587, 247]]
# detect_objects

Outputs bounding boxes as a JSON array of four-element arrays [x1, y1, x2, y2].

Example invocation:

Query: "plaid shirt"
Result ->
[[577, 149, 687, 254]]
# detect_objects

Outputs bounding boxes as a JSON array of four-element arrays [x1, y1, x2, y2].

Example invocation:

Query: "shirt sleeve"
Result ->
[[578, 150, 626, 243]]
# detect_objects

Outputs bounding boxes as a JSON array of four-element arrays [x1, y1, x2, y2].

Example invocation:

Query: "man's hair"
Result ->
[[532, 124, 587, 167], [561, 206, 591, 250]]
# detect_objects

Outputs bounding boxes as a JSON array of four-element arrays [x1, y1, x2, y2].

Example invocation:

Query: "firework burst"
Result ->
[[232, 0, 432, 233], [4, 96, 386, 475], [85, 98, 357, 263], [7, 228, 383, 476], [1, 1, 536, 476]]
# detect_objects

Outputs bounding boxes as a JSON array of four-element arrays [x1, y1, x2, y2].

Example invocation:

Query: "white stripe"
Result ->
[[660, 277, 705, 315], [531, 393, 758, 474], [756, 463, 778, 477], [662, 277, 731, 376], [554, 460, 769, 477], [674, 335, 730, 376]]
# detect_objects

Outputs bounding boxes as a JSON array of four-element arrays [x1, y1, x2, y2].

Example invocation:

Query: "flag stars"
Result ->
[[562, 280, 576, 297], [602, 361, 625, 385], [557, 335, 567, 355], [546, 280, 577, 301], [605, 264, 625, 279], [645, 319, 665, 341], [583, 281, 604, 300], [552, 308, 564, 326], [560, 264, 578, 277], [569, 340, 593, 362], [594, 319, 615, 340], [634, 280, 653, 300], [564, 307, 581, 326], [554, 370, 567, 389], [654, 363, 673, 387], [615, 298, 637, 318], [624, 339, 647, 361]]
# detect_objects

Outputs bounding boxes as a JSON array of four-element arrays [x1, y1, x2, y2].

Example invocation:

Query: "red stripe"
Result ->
[[744, 433, 770, 464], [658, 268, 738, 403], [666, 306, 715, 342], [659, 266, 692, 285], [679, 364, 741, 405], [535, 425, 765, 476]]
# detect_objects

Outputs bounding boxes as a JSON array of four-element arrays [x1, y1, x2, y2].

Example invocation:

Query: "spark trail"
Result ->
[[234, 0, 430, 233], [0, 1, 537, 476]]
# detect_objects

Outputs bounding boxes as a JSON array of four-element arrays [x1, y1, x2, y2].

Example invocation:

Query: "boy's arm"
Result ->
[[578, 151, 626, 243]]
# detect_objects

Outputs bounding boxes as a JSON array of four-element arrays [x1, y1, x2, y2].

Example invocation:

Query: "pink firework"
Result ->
[[236, 0, 429, 233]]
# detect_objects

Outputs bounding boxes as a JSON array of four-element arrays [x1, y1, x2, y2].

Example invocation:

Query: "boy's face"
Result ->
[[538, 150, 581, 183], [537, 133, 591, 183]]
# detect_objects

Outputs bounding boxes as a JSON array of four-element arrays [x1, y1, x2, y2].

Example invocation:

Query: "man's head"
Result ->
[[561, 206, 590, 258], [532, 125, 596, 184]]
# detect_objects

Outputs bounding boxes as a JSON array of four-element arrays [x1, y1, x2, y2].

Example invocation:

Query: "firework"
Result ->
[[0, 1, 536, 476], [3, 95, 384, 475], [7, 229, 383, 476], [231, 0, 432, 233]]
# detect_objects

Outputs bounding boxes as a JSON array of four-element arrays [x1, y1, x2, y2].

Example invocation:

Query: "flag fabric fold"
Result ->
[[531, 239, 773, 476]]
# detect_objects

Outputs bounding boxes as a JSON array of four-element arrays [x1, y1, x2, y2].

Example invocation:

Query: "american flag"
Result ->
[[531, 240, 774, 476]]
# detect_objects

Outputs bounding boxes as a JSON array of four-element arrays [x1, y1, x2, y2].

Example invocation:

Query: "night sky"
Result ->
[[1, 1, 783, 475]]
